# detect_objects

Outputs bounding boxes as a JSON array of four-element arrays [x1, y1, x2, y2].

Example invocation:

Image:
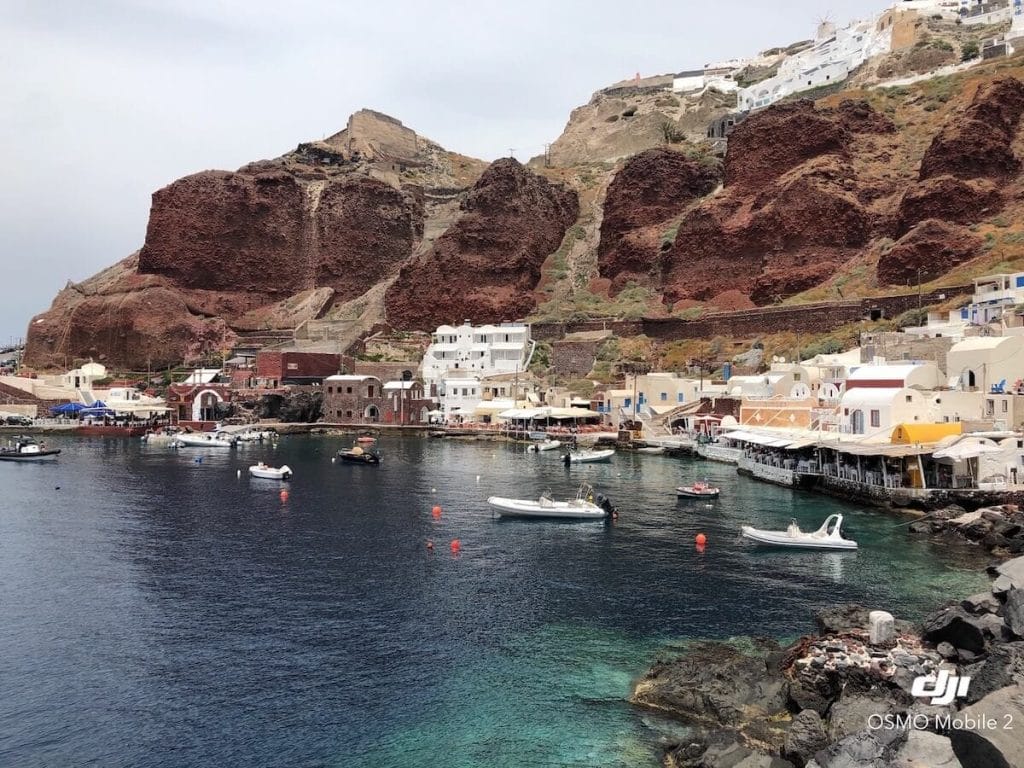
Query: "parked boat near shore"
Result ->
[[676, 480, 720, 499], [741, 514, 857, 550], [0, 437, 60, 461], [337, 445, 381, 465], [563, 448, 614, 465], [529, 439, 562, 452], [173, 432, 235, 448], [249, 462, 292, 480]]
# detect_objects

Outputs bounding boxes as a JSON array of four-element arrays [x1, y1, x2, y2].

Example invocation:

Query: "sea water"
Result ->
[[0, 435, 988, 767]]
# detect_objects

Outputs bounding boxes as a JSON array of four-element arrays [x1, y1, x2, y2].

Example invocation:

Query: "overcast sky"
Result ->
[[0, 0, 888, 344]]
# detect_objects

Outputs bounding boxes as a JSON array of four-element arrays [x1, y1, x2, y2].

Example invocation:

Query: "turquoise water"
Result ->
[[0, 435, 988, 767]]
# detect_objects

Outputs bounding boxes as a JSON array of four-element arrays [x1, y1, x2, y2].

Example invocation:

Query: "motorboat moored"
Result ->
[[173, 432, 236, 448], [562, 448, 614, 465], [529, 439, 562, 452], [337, 445, 382, 464], [487, 483, 615, 520], [141, 427, 183, 444], [249, 462, 292, 480], [741, 514, 858, 551], [676, 480, 720, 499], [0, 437, 61, 461]]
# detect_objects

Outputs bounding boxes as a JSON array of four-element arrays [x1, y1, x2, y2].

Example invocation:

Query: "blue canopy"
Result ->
[[50, 402, 85, 414], [81, 401, 113, 416]]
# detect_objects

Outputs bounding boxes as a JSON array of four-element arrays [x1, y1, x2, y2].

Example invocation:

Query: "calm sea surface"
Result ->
[[0, 434, 988, 767]]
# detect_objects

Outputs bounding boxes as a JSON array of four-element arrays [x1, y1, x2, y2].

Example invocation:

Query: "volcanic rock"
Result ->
[[784, 709, 828, 768], [921, 604, 987, 654], [384, 158, 578, 330], [807, 729, 962, 768], [894, 176, 1003, 237], [877, 219, 981, 287], [947, 683, 1024, 768], [919, 76, 1024, 182], [598, 148, 720, 292]]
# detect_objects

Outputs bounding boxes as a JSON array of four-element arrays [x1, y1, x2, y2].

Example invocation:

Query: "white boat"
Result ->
[[562, 448, 615, 465], [141, 428, 182, 444], [741, 514, 857, 551], [173, 432, 236, 448], [236, 429, 277, 443], [676, 480, 720, 499], [529, 439, 562, 452], [249, 462, 292, 480], [0, 438, 61, 461], [637, 446, 666, 455], [487, 484, 614, 520]]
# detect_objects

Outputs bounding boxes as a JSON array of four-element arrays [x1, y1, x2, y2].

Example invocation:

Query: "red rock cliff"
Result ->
[[384, 159, 579, 330], [597, 148, 721, 293]]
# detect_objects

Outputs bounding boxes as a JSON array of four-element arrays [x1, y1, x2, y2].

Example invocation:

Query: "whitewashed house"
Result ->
[[420, 321, 534, 398], [946, 335, 1024, 392]]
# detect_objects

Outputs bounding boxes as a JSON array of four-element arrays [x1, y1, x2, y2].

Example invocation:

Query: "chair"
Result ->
[[992, 379, 1007, 394]]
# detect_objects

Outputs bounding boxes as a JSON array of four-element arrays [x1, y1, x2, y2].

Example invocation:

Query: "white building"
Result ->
[[438, 375, 482, 422], [420, 321, 534, 398], [905, 272, 1024, 338], [946, 335, 1024, 392], [738, 17, 893, 111]]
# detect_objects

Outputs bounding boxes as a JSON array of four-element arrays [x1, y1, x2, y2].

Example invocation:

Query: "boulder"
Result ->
[[947, 683, 1024, 768], [784, 709, 828, 768], [869, 611, 896, 648], [962, 593, 1000, 615], [1005, 588, 1024, 638], [937, 642, 958, 660], [815, 605, 912, 637], [992, 556, 1024, 595], [921, 606, 987, 654], [826, 692, 902, 743], [963, 641, 1024, 704], [807, 729, 962, 768]]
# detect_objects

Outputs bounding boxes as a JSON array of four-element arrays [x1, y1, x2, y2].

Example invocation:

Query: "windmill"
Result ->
[[816, 12, 836, 41]]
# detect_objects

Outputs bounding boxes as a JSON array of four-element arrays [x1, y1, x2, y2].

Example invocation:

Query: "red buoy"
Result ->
[[431, 505, 442, 519], [450, 539, 461, 554], [426, 540, 434, 551], [280, 489, 289, 503], [695, 533, 707, 546]]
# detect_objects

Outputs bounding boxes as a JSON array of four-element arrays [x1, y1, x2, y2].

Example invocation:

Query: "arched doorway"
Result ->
[[193, 389, 223, 422], [851, 410, 865, 435], [364, 404, 380, 423], [419, 406, 429, 423], [966, 369, 977, 390]]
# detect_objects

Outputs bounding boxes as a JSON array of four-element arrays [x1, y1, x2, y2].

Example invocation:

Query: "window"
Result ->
[[1003, 400, 1009, 413], [624, 398, 632, 409], [345, 410, 353, 418], [327, 386, 333, 394], [677, 393, 684, 403], [661, 392, 668, 402], [905, 395, 912, 403], [870, 410, 880, 428], [793, 373, 801, 381], [367, 385, 375, 397], [346, 386, 353, 395]]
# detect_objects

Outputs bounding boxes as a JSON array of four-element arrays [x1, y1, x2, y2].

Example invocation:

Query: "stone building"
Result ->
[[323, 374, 433, 424]]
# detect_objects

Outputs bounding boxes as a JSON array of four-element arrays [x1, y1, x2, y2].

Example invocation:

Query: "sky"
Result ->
[[0, 0, 889, 344]]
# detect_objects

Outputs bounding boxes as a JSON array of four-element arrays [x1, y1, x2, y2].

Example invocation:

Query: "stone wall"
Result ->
[[552, 339, 604, 377], [859, 331, 955, 373]]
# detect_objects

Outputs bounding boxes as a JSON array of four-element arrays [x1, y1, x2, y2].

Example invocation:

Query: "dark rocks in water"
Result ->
[[632, 639, 789, 746], [947, 683, 1024, 768], [992, 555, 1024, 595], [784, 710, 828, 768], [921, 604, 988, 654], [960, 516, 995, 541], [963, 641, 1024, 704], [1004, 588, 1024, 638]]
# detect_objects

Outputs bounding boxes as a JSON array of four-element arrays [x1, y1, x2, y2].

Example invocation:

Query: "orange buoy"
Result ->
[[280, 489, 289, 502], [426, 540, 434, 551], [431, 505, 442, 519], [695, 533, 707, 546], [696, 542, 706, 554], [450, 539, 461, 554]]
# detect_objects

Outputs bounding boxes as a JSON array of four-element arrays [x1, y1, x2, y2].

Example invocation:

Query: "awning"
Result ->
[[933, 439, 1003, 461]]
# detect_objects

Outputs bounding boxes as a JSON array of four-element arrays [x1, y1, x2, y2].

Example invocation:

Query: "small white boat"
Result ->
[[562, 448, 615, 465], [487, 484, 614, 520], [741, 514, 857, 551], [637, 446, 666, 455], [529, 439, 562, 452], [676, 480, 720, 498], [236, 429, 277, 443], [173, 432, 236, 448], [141, 427, 183, 444], [0, 438, 61, 461], [249, 462, 292, 480]]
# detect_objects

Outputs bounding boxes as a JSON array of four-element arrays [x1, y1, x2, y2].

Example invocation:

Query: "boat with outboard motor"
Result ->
[[562, 448, 614, 465], [741, 513, 857, 550], [337, 445, 381, 464], [529, 439, 562, 452], [676, 480, 720, 499], [487, 483, 616, 520], [172, 432, 236, 448], [0, 437, 61, 461], [249, 462, 292, 480]]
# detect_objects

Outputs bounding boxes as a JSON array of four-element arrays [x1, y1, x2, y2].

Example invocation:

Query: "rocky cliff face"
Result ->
[[597, 148, 721, 293], [24, 113, 474, 370], [384, 159, 579, 330]]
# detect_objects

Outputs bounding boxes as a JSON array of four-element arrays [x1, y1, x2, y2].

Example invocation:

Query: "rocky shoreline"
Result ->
[[631, 550, 1024, 767]]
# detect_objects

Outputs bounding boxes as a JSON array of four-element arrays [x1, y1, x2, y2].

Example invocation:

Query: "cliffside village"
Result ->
[[675, 0, 1024, 142], [6, 269, 1024, 508]]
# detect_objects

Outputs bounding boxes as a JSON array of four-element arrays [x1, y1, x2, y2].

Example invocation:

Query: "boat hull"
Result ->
[[174, 434, 234, 448], [249, 465, 292, 480], [529, 440, 562, 452], [740, 526, 857, 550], [676, 487, 720, 498], [564, 449, 614, 464], [338, 453, 381, 465], [487, 496, 606, 520], [0, 449, 61, 461]]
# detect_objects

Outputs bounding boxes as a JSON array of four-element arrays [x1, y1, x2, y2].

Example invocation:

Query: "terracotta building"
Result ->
[[323, 375, 434, 424], [256, 351, 341, 387]]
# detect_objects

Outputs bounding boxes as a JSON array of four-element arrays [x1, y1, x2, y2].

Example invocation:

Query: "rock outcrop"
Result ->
[[658, 100, 896, 307], [384, 159, 578, 330], [877, 219, 982, 287], [597, 148, 720, 292]]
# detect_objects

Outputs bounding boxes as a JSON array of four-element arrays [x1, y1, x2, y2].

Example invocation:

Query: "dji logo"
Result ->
[[911, 670, 971, 706]]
